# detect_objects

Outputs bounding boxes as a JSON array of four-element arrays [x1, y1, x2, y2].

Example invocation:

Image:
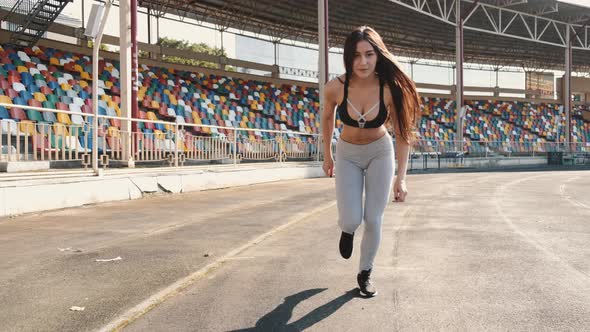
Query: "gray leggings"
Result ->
[[335, 133, 395, 272]]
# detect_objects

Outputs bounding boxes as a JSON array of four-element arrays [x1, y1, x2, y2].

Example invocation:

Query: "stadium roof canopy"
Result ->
[[139, 0, 590, 72]]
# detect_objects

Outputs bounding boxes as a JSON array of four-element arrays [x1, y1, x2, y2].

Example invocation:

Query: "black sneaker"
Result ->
[[339, 231, 354, 259], [357, 269, 378, 297]]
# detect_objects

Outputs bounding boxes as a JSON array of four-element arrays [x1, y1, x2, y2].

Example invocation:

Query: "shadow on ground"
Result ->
[[228, 288, 360, 332]]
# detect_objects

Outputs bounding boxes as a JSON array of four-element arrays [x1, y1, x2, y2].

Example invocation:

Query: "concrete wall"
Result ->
[[0, 165, 325, 217]]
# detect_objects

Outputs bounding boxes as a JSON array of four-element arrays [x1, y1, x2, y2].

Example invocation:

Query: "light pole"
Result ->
[[85, 1, 113, 175]]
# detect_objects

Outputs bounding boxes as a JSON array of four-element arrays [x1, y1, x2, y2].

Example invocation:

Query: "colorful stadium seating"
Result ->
[[0, 43, 589, 160]]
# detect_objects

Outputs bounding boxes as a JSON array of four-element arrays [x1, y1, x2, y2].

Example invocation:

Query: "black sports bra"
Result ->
[[336, 76, 388, 129]]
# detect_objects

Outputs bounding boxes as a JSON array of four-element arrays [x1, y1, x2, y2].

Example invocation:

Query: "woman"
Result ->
[[321, 26, 420, 297]]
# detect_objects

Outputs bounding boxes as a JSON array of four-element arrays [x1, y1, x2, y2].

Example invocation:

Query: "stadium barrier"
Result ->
[[0, 102, 321, 171]]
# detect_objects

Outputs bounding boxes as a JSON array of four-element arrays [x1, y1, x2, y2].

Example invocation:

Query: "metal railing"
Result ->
[[0, 102, 321, 171]]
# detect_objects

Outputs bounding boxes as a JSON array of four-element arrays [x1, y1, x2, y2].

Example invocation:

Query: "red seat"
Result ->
[[40, 86, 53, 95], [110, 118, 121, 128], [63, 62, 75, 72], [28, 99, 43, 108], [110, 86, 120, 96], [158, 104, 169, 118], [81, 105, 92, 114], [107, 136, 121, 151], [33, 134, 58, 152], [55, 102, 69, 111], [7, 88, 19, 99], [10, 107, 27, 121]]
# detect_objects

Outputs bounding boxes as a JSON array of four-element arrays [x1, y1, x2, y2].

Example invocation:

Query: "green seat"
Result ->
[[27, 109, 44, 122], [50, 135, 64, 149], [46, 94, 59, 103], [42, 101, 56, 109]]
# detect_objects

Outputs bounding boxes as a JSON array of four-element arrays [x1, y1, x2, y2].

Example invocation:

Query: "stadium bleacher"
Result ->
[[0, 43, 589, 162]]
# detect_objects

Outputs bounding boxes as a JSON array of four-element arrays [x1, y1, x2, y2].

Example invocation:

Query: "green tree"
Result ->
[[87, 40, 109, 51], [155, 37, 234, 71]]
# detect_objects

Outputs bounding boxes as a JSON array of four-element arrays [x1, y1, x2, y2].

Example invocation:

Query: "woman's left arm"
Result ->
[[395, 138, 410, 182], [386, 88, 409, 202]]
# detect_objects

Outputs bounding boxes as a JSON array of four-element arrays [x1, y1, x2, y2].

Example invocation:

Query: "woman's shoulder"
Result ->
[[324, 74, 346, 101], [325, 74, 346, 89]]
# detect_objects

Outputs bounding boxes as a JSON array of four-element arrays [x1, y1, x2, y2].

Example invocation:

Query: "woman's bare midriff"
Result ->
[[339, 125, 388, 145]]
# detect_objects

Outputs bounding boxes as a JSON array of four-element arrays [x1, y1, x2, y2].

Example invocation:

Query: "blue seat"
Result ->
[[0, 106, 9, 119], [27, 84, 39, 94], [48, 81, 59, 90], [20, 72, 33, 86], [12, 97, 26, 106], [19, 90, 33, 101]]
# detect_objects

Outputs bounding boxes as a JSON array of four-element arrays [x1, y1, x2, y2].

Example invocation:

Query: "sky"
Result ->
[[57, 0, 590, 96], [559, 0, 590, 7]]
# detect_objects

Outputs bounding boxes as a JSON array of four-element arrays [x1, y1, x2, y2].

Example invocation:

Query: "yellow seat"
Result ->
[[60, 83, 71, 91], [17, 66, 28, 73], [101, 94, 112, 102], [49, 57, 60, 66], [153, 130, 165, 139], [108, 127, 120, 138], [57, 113, 72, 125], [74, 64, 83, 73], [151, 101, 159, 109], [192, 112, 201, 122], [0, 95, 13, 104], [105, 81, 113, 89], [53, 123, 69, 136], [169, 95, 177, 105], [177, 140, 188, 152], [79, 80, 89, 88], [146, 112, 158, 121], [34, 92, 47, 102], [19, 120, 37, 136]]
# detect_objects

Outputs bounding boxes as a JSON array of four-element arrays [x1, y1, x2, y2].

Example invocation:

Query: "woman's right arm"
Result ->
[[321, 81, 337, 162]]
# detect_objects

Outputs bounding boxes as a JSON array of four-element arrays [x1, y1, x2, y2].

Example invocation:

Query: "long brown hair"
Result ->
[[343, 26, 421, 143]]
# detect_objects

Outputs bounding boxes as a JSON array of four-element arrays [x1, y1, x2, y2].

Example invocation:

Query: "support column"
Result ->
[[119, 0, 134, 167], [564, 28, 572, 152], [455, 0, 464, 151], [494, 67, 499, 97], [131, 0, 139, 138], [317, 0, 328, 162]]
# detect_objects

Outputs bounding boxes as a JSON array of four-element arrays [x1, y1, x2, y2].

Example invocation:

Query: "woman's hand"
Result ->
[[323, 157, 334, 177], [392, 177, 408, 202]]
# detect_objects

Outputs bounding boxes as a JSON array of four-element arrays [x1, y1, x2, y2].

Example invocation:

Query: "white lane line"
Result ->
[[559, 177, 590, 210], [492, 173, 590, 283], [96, 200, 337, 332]]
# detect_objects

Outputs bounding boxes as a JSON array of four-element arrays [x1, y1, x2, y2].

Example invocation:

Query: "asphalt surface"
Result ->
[[1, 170, 590, 332]]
